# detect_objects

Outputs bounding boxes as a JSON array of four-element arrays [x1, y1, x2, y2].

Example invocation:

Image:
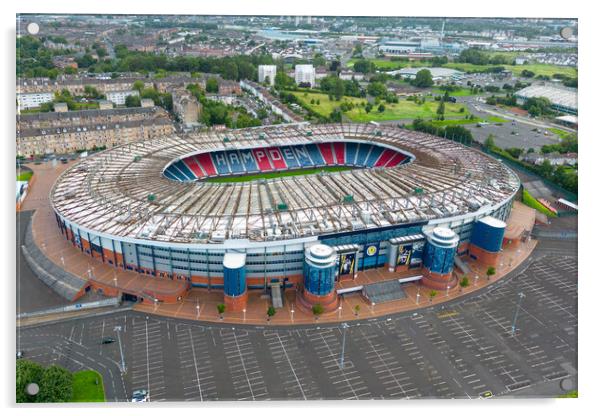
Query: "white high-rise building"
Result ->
[[294, 64, 316, 87], [258, 65, 277, 86]]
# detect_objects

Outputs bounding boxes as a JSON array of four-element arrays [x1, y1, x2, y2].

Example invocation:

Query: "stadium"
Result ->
[[50, 123, 521, 312]]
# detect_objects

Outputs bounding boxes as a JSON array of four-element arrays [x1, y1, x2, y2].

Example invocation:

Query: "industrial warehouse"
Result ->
[[49, 123, 523, 312]]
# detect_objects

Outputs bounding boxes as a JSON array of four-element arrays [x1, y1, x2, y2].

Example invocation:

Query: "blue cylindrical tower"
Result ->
[[470, 216, 506, 252], [223, 252, 247, 311], [422, 227, 459, 289], [303, 244, 337, 296]]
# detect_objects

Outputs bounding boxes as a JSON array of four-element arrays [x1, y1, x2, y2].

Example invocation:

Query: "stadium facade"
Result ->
[[50, 123, 520, 311]]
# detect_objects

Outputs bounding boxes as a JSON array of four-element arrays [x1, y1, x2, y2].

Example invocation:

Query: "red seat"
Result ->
[[318, 143, 335, 165], [266, 147, 287, 170], [374, 149, 397, 167], [385, 153, 407, 167], [183, 157, 204, 178], [196, 153, 217, 176], [333, 143, 345, 164], [252, 148, 273, 171]]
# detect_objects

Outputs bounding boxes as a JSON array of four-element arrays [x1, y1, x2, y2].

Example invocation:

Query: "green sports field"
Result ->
[[291, 91, 469, 122], [204, 166, 354, 183]]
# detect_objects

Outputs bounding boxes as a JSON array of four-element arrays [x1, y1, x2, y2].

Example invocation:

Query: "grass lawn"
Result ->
[[71, 370, 106, 402], [204, 166, 353, 183], [442, 62, 577, 78], [17, 171, 33, 181], [346, 58, 433, 71], [548, 127, 575, 139], [430, 115, 509, 127], [292, 91, 469, 122], [433, 87, 482, 97]]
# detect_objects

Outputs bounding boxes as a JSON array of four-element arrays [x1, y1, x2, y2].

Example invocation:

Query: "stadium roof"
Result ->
[[50, 123, 520, 245], [516, 84, 577, 112]]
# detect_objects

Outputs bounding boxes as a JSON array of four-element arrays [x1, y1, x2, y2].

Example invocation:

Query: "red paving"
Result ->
[[20, 160, 537, 325]]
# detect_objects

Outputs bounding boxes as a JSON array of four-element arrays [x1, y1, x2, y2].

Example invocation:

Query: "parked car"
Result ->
[[17, 350, 24, 359], [131, 389, 148, 402], [100, 337, 116, 344]]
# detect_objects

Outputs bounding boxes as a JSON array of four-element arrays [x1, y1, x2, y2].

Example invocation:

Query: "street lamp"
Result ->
[[196, 303, 200, 318], [474, 275, 479, 287], [338, 305, 343, 319], [60, 256, 65, 267], [371, 302, 375, 313], [114, 326, 126, 373], [243, 308, 246, 322], [416, 292, 421, 305], [446, 285, 450, 297], [340, 322, 350, 369], [510, 292, 526, 336]]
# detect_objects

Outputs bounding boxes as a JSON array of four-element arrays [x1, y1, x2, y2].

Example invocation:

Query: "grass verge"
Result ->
[[522, 189, 558, 218], [71, 370, 106, 402]]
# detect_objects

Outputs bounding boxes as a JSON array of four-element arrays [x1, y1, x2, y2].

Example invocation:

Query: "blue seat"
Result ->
[[364, 146, 384, 167], [345, 143, 358, 165], [173, 161, 196, 180], [280, 146, 300, 168], [211, 151, 231, 174], [292, 145, 313, 167], [305, 144, 325, 165], [239, 149, 259, 172], [225, 150, 244, 173], [355, 143, 371, 166]]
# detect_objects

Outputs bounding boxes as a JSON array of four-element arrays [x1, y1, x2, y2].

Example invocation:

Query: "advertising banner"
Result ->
[[397, 244, 413, 266], [339, 252, 356, 276]]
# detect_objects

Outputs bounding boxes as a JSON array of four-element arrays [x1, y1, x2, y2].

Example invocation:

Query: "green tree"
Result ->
[[411, 69, 434, 88], [312, 304, 324, 320], [428, 290, 438, 303], [484, 134, 496, 150], [486, 266, 496, 281], [125, 94, 141, 107], [37, 365, 73, 403], [436, 99, 445, 119], [365, 103, 373, 113], [378, 103, 385, 113], [217, 303, 226, 318], [206, 77, 219, 93], [367, 82, 387, 98], [132, 80, 145, 92], [267, 306, 276, 321], [459, 276, 470, 292], [353, 304, 360, 317], [16, 359, 44, 403]]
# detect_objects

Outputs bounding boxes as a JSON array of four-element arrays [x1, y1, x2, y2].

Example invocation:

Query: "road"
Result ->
[[17, 229, 577, 401]]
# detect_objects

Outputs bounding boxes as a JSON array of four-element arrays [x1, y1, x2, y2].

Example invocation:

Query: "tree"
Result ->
[[16, 359, 44, 403], [486, 266, 496, 281], [484, 134, 496, 150], [353, 304, 360, 317], [217, 303, 226, 318], [378, 103, 385, 113], [37, 365, 73, 403], [206, 77, 219, 93], [329, 109, 343, 122], [429, 290, 437, 303], [411, 69, 434, 88], [132, 80, 145, 92], [459, 276, 470, 293], [312, 304, 324, 320], [436, 99, 445, 119], [267, 306, 276, 321], [125, 94, 141, 107], [367, 81, 387, 98], [365, 103, 373, 113]]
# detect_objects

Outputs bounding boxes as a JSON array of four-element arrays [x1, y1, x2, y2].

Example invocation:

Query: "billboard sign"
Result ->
[[339, 252, 356, 276], [397, 244, 413, 266]]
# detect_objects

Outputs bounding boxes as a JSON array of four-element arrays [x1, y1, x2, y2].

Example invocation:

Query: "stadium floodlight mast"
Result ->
[[510, 292, 526, 336]]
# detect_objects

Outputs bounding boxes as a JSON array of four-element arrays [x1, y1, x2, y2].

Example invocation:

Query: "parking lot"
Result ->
[[17, 238, 577, 401]]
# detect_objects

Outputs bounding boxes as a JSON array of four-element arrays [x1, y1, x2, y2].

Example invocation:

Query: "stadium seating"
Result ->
[[166, 142, 410, 180]]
